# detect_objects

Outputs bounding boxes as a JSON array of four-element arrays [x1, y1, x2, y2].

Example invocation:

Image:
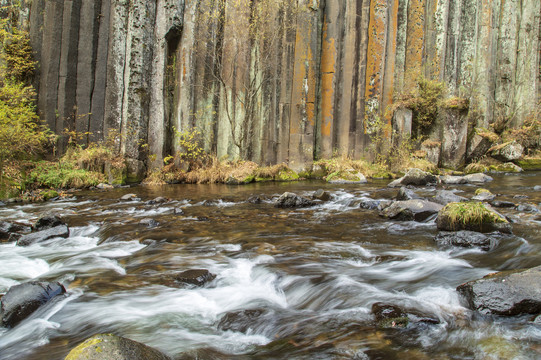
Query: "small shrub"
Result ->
[[26, 161, 104, 189]]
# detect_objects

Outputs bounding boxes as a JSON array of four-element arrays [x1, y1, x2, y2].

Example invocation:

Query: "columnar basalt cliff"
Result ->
[[17, 0, 541, 177]]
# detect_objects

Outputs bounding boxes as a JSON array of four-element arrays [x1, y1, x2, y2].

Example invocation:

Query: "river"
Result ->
[[0, 173, 540, 359]]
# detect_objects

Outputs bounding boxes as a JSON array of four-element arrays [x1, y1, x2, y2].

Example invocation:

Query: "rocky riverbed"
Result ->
[[0, 171, 540, 359]]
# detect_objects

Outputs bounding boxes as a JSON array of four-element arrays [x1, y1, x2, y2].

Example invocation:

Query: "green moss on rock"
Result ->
[[437, 202, 511, 233], [517, 158, 541, 171]]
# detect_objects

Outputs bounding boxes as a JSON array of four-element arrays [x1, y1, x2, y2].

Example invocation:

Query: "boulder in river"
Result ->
[[379, 200, 443, 222], [434, 231, 500, 251], [16, 225, 70, 247], [433, 190, 468, 206], [463, 173, 493, 184], [120, 193, 140, 201], [436, 202, 511, 234], [33, 213, 66, 231], [515, 203, 539, 213], [457, 266, 541, 316], [312, 189, 331, 202], [388, 168, 438, 187], [371, 302, 439, 329], [439, 175, 468, 185], [174, 269, 216, 286], [139, 219, 159, 228], [64, 333, 171, 360], [395, 187, 422, 201], [490, 200, 516, 208], [274, 192, 315, 208], [1, 281, 66, 328], [0, 221, 30, 242], [217, 309, 265, 333], [472, 189, 496, 202], [146, 197, 168, 205]]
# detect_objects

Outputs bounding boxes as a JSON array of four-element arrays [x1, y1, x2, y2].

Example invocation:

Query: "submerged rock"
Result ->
[[174, 269, 216, 286], [146, 197, 168, 205], [490, 200, 516, 208], [1, 281, 66, 328], [457, 266, 541, 316], [371, 302, 439, 329], [64, 333, 171, 360], [274, 192, 315, 208], [380, 200, 443, 222], [436, 202, 511, 234], [17, 225, 70, 247], [217, 309, 264, 333], [434, 231, 500, 251], [516, 203, 539, 213], [433, 190, 467, 206], [359, 198, 381, 210]]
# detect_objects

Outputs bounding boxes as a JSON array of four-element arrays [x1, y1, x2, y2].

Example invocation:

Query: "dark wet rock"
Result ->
[[436, 202, 512, 234], [388, 168, 438, 188], [513, 195, 529, 199], [434, 231, 500, 251], [217, 309, 264, 333], [359, 198, 381, 210], [516, 203, 539, 213], [1, 281, 66, 328], [313, 189, 331, 202], [491, 141, 524, 162], [490, 201, 516, 208], [0, 221, 30, 242], [33, 214, 65, 231], [64, 333, 171, 360], [274, 192, 315, 208], [174, 269, 216, 286], [17, 225, 70, 247], [120, 193, 139, 201], [472, 189, 496, 202], [380, 200, 443, 222], [440, 175, 467, 185], [395, 187, 422, 201], [464, 173, 493, 184], [433, 190, 467, 206], [372, 303, 440, 329], [139, 219, 159, 228], [247, 195, 263, 204], [146, 197, 168, 205], [457, 266, 541, 316]]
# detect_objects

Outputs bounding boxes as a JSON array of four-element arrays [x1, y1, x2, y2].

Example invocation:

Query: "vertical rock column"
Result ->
[[288, 1, 322, 171]]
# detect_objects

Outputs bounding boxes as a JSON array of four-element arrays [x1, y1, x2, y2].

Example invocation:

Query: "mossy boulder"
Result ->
[[436, 202, 511, 233], [275, 168, 300, 181], [490, 141, 524, 162], [517, 158, 541, 171], [488, 162, 523, 173], [65, 334, 171, 360], [472, 189, 496, 202]]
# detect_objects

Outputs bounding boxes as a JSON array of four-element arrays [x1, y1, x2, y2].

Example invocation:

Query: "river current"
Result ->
[[0, 173, 540, 359]]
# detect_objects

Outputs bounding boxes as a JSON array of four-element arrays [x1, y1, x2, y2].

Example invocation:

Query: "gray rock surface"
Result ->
[[434, 231, 500, 251], [274, 192, 315, 208], [1, 281, 66, 328], [17, 225, 70, 247], [457, 266, 541, 316], [433, 190, 468, 206], [380, 200, 443, 222]]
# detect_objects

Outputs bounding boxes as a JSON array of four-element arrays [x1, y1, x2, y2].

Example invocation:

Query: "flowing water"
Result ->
[[0, 173, 540, 359]]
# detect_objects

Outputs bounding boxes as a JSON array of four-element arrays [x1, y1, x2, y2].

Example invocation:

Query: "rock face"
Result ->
[[1, 281, 66, 328], [380, 200, 443, 222], [457, 266, 541, 316], [434, 231, 499, 251], [64, 334, 171, 360], [274, 192, 315, 208], [17, 225, 70, 247], [437, 202, 511, 234], [20, 0, 539, 172]]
